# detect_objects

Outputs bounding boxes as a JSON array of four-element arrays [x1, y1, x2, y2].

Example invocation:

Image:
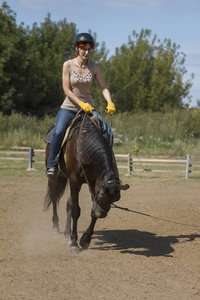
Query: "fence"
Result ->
[[110, 154, 200, 179], [0, 146, 200, 179], [130, 155, 192, 179], [0, 146, 32, 169], [0, 146, 45, 170]]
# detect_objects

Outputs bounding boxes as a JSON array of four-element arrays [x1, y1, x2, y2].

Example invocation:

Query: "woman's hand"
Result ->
[[79, 102, 94, 114], [105, 102, 116, 115]]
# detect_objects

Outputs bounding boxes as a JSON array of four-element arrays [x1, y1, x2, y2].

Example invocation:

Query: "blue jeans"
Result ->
[[47, 108, 112, 169]]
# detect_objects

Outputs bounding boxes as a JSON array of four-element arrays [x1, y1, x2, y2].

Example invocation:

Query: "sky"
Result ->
[[2, 0, 200, 107]]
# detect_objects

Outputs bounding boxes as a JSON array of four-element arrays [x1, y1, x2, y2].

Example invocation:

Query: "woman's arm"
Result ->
[[94, 64, 112, 103], [94, 64, 116, 115], [62, 60, 82, 106]]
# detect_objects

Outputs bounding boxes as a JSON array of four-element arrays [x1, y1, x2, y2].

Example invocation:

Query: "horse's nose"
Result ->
[[94, 207, 108, 219]]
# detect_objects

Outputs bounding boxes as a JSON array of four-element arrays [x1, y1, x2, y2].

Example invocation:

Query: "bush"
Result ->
[[0, 110, 200, 157]]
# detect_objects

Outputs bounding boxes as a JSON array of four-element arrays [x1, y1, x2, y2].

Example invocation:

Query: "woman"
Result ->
[[47, 32, 116, 176]]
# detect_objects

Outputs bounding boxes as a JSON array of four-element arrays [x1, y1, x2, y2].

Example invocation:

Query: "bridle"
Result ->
[[93, 179, 120, 214], [77, 112, 119, 215]]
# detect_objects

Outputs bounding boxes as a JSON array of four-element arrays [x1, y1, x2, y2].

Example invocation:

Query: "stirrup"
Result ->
[[46, 168, 58, 176]]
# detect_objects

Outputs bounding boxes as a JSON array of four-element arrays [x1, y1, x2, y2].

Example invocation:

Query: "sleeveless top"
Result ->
[[61, 59, 95, 111]]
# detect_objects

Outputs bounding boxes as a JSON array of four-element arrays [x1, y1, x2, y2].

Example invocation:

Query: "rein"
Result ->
[[109, 115, 113, 147], [77, 112, 118, 214]]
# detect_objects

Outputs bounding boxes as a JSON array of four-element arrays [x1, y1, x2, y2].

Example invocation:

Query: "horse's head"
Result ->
[[92, 179, 129, 219]]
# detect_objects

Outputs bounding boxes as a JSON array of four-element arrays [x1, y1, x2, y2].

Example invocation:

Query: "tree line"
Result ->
[[0, 2, 193, 117]]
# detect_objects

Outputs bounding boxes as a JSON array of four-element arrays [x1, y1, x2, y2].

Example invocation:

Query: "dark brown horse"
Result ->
[[44, 111, 129, 253]]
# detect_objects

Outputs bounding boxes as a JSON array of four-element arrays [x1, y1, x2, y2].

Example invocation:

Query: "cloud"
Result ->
[[19, 0, 164, 11], [19, 0, 68, 10], [92, 0, 200, 11], [18, 0, 200, 12], [99, 0, 163, 10]]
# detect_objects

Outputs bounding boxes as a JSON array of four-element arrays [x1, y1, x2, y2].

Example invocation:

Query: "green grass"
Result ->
[[109, 109, 200, 157], [0, 109, 200, 158], [1, 151, 199, 181]]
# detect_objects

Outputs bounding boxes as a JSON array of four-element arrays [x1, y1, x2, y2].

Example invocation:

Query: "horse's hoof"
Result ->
[[80, 241, 90, 249], [69, 246, 80, 254], [64, 235, 72, 245], [52, 227, 60, 234], [80, 234, 91, 249]]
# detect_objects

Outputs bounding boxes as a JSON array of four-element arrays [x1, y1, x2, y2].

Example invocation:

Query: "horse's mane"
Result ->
[[79, 114, 116, 179]]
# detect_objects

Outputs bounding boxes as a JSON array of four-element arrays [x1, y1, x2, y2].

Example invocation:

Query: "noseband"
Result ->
[[93, 179, 120, 214]]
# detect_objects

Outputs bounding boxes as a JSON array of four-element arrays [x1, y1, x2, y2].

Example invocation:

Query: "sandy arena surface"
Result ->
[[0, 170, 200, 300]]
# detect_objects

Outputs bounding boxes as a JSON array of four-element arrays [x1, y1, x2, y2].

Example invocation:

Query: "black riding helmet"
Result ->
[[74, 33, 94, 47]]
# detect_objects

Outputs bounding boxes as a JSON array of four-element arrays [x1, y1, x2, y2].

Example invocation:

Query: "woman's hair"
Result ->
[[74, 42, 94, 58], [78, 42, 94, 49]]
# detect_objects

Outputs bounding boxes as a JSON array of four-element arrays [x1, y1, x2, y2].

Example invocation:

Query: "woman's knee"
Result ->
[[53, 128, 65, 140]]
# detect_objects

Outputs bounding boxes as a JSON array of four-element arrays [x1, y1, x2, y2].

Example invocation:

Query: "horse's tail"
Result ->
[[43, 176, 68, 211]]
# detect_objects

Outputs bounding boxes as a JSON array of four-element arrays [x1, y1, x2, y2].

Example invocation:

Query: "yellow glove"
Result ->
[[105, 102, 116, 115], [79, 102, 94, 114]]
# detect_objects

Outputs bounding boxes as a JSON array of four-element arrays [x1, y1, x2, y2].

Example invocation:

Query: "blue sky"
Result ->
[[2, 0, 200, 107]]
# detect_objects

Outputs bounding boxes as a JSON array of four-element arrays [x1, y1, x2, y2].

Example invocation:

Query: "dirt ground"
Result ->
[[0, 169, 200, 300]]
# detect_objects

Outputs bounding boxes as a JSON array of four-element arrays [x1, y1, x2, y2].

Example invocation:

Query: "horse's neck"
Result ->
[[111, 151, 119, 178]]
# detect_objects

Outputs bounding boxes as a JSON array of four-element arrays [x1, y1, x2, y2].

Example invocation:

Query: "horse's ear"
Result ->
[[118, 184, 130, 190]]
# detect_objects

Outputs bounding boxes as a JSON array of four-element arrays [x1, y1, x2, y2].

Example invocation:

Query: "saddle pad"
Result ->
[[45, 127, 54, 144], [45, 111, 103, 146]]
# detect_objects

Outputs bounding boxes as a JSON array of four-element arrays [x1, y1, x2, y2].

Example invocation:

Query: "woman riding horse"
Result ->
[[45, 33, 129, 253], [46, 32, 116, 176], [44, 111, 129, 253]]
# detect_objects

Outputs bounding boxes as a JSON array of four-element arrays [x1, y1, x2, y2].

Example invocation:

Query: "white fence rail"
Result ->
[[0, 146, 33, 169], [130, 155, 191, 179], [0, 146, 199, 179]]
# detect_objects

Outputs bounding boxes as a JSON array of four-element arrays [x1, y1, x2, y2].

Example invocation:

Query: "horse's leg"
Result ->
[[69, 182, 81, 254], [52, 198, 59, 233], [44, 175, 67, 233], [64, 195, 72, 244], [80, 215, 97, 249]]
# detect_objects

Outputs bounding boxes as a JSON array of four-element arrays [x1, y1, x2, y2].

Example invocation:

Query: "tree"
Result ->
[[89, 31, 110, 111], [0, 2, 27, 114], [0, 3, 78, 116], [23, 14, 77, 116], [0, 2, 194, 116], [106, 29, 193, 112]]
